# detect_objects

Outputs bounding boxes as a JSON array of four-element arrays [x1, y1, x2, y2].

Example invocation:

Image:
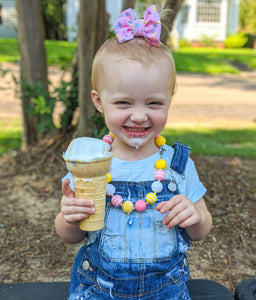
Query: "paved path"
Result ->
[[167, 71, 256, 127], [0, 63, 255, 127]]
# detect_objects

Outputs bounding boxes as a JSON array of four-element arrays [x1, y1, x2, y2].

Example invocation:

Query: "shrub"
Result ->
[[225, 33, 248, 48], [179, 39, 193, 48], [199, 34, 217, 47]]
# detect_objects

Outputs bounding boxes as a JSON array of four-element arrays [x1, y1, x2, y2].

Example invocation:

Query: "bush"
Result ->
[[179, 39, 193, 48], [225, 33, 248, 48], [199, 34, 217, 47]]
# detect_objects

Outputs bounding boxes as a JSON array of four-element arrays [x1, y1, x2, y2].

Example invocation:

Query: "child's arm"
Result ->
[[156, 196, 212, 241], [55, 179, 95, 244]]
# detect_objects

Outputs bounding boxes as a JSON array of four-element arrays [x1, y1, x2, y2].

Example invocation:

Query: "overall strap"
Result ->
[[170, 142, 190, 174]]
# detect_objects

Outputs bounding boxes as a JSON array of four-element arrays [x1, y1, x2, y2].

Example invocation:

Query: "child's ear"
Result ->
[[91, 90, 103, 113]]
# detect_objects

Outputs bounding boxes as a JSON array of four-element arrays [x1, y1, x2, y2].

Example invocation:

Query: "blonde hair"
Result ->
[[91, 37, 176, 95]]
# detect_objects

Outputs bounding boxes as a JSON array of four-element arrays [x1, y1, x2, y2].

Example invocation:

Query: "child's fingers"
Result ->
[[63, 212, 92, 224], [62, 204, 95, 216], [62, 196, 94, 208], [62, 178, 74, 197], [61, 197, 95, 223], [155, 197, 178, 214], [157, 195, 187, 214], [155, 201, 166, 211], [163, 209, 190, 228]]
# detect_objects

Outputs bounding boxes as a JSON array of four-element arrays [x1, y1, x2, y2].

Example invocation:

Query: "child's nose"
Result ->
[[130, 109, 148, 123]]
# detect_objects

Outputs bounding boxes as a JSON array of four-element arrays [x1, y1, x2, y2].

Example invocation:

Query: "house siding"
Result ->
[[0, 0, 17, 38]]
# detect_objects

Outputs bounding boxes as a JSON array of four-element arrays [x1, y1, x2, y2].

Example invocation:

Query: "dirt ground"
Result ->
[[0, 63, 255, 295]]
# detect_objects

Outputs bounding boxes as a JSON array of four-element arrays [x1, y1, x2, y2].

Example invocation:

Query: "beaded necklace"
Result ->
[[102, 132, 176, 214]]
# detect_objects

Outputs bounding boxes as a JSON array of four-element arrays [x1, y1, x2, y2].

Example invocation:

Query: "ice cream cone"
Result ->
[[63, 137, 113, 231], [65, 158, 112, 231]]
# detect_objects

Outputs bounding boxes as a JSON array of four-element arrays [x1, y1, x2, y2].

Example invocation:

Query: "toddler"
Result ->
[[55, 5, 212, 300]]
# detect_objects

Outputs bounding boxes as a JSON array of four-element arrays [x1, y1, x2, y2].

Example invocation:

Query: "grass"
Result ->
[[173, 47, 256, 74], [0, 38, 76, 66], [0, 119, 22, 155], [1, 38, 256, 72], [163, 125, 256, 159]]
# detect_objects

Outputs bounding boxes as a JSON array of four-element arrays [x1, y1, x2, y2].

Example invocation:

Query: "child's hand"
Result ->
[[61, 178, 95, 224], [156, 195, 201, 229]]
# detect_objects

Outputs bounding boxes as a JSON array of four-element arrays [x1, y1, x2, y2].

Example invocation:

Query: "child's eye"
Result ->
[[115, 101, 130, 107], [148, 101, 162, 107]]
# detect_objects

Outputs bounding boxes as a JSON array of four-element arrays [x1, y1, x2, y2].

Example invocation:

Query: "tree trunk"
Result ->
[[15, 0, 48, 148], [122, 0, 135, 11], [75, 0, 108, 137], [160, 0, 184, 45]]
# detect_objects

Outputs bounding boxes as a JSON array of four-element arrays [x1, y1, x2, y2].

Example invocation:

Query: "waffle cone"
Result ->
[[65, 157, 112, 231]]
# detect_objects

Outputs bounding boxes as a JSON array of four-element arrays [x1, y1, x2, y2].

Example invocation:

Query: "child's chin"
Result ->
[[128, 137, 146, 149]]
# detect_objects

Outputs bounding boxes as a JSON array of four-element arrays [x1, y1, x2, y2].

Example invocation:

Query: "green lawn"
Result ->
[[173, 47, 256, 74], [163, 126, 256, 159], [0, 119, 22, 155], [1, 38, 256, 73], [0, 38, 76, 66]]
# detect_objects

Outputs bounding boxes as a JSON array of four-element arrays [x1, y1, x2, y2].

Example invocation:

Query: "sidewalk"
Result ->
[[167, 71, 256, 127]]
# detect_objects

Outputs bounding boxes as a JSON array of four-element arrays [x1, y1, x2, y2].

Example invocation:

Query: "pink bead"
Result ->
[[154, 170, 165, 181], [111, 195, 123, 207], [135, 200, 147, 212], [103, 134, 114, 145]]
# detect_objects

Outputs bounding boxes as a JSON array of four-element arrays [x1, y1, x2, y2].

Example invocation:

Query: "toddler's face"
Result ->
[[92, 56, 173, 157]]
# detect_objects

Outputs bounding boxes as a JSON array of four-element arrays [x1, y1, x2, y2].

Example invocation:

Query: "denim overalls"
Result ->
[[68, 143, 191, 300]]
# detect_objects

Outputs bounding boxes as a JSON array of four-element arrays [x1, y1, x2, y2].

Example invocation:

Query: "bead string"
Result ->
[[102, 132, 177, 214]]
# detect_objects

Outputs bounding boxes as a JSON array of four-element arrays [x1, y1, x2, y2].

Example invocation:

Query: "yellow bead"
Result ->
[[109, 132, 115, 138], [106, 173, 112, 183], [155, 136, 166, 147], [145, 192, 157, 204], [122, 201, 134, 214], [155, 159, 167, 170]]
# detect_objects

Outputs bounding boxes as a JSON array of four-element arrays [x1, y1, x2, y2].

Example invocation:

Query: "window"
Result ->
[[0, 5, 2, 24], [196, 0, 221, 23]]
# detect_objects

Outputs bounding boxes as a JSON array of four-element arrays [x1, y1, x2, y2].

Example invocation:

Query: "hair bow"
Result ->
[[115, 5, 161, 47]]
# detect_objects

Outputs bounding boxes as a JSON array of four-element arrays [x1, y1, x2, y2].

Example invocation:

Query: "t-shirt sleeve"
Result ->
[[62, 172, 74, 191], [179, 158, 207, 203]]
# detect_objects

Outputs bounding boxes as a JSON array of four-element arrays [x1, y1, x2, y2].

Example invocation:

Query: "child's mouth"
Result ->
[[124, 126, 150, 137]]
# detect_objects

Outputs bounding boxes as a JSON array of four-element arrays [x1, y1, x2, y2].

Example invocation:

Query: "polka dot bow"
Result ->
[[114, 5, 161, 47]]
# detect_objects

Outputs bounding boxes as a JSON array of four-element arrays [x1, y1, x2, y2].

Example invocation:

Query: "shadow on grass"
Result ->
[[163, 126, 256, 159]]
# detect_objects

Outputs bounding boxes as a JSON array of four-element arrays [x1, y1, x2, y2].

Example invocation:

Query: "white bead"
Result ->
[[151, 181, 163, 193], [106, 183, 115, 196]]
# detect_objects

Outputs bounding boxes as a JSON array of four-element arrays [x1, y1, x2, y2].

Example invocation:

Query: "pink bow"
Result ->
[[115, 5, 161, 47]]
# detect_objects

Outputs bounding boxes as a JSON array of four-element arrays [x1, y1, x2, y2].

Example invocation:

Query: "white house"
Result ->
[[0, 0, 16, 38], [175, 0, 240, 42]]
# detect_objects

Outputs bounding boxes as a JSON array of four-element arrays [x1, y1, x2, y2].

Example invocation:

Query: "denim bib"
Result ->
[[68, 143, 192, 300]]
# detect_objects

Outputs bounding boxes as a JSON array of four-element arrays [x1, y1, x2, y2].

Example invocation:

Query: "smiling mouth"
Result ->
[[124, 126, 151, 136]]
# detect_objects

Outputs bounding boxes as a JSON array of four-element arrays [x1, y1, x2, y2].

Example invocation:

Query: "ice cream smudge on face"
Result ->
[[63, 137, 112, 163]]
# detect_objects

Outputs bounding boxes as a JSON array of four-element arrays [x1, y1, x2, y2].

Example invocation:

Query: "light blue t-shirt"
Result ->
[[63, 145, 206, 203]]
